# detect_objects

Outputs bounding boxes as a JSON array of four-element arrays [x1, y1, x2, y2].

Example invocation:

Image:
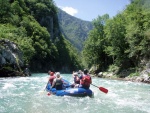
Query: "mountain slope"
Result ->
[[0, 0, 82, 73], [57, 8, 93, 51]]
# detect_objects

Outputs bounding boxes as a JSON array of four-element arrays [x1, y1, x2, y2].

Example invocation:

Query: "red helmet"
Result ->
[[50, 72, 54, 76]]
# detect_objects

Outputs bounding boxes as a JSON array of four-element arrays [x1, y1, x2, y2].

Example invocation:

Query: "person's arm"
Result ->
[[51, 79, 56, 88], [48, 76, 50, 81], [90, 76, 92, 84], [62, 78, 68, 84], [76, 76, 80, 81], [72, 71, 75, 78], [79, 75, 83, 84]]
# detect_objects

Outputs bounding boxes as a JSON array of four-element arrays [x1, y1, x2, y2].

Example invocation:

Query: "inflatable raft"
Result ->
[[46, 79, 94, 97]]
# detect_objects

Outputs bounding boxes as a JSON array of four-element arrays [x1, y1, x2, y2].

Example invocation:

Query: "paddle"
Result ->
[[45, 80, 53, 96], [40, 79, 50, 95], [91, 84, 108, 94], [44, 80, 49, 91], [47, 92, 51, 96]]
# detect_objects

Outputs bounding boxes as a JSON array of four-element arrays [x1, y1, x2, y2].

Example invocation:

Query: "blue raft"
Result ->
[[46, 79, 94, 97]]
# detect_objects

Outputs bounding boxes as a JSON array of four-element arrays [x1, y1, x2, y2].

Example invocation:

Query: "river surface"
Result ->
[[0, 73, 150, 113]]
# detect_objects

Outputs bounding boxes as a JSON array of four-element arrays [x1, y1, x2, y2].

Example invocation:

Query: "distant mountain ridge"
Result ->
[[57, 8, 93, 51]]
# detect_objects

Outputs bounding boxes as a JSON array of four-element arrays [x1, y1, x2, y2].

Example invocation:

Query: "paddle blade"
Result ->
[[47, 92, 51, 96], [99, 87, 108, 94]]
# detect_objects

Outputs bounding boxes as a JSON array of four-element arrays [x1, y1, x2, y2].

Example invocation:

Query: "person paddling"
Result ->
[[51, 72, 63, 90], [48, 71, 56, 85], [79, 69, 92, 89], [71, 72, 80, 88]]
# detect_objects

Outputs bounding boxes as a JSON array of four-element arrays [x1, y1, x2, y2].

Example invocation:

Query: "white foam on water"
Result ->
[[2, 83, 16, 89], [0, 73, 150, 113]]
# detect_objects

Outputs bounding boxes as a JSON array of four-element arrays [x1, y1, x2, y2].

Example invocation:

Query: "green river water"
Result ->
[[0, 73, 150, 113]]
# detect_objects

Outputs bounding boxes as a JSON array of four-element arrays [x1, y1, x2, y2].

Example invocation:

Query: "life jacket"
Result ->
[[55, 78, 63, 86], [81, 75, 91, 87], [55, 78, 63, 90], [49, 76, 56, 85]]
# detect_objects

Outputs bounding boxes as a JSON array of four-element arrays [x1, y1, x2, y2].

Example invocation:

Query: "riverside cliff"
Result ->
[[0, 39, 31, 77]]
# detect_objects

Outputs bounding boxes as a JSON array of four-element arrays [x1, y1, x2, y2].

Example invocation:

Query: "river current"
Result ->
[[0, 73, 150, 113]]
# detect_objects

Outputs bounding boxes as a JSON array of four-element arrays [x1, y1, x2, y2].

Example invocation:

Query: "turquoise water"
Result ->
[[0, 73, 150, 113]]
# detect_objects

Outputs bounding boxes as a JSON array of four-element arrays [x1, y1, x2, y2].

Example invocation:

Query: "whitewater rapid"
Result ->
[[0, 73, 150, 113]]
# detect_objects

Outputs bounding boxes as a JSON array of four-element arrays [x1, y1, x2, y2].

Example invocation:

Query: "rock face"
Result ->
[[0, 39, 30, 77], [0, 39, 23, 67]]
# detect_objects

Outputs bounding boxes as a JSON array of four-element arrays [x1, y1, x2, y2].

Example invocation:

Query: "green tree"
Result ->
[[104, 13, 128, 66], [124, 0, 150, 66], [55, 35, 82, 71], [82, 14, 110, 70], [0, 24, 35, 64], [0, 0, 11, 23]]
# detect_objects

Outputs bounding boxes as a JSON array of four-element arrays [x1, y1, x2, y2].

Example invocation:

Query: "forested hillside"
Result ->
[[82, 0, 150, 77], [0, 0, 81, 74], [1, 0, 150, 78], [57, 8, 93, 51]]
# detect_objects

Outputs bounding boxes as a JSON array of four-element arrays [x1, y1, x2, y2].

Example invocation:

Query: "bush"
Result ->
[[108, 64, 119, 72], [129, 72, 139, 77]]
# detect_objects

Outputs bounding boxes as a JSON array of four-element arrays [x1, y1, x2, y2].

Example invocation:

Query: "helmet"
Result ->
[[73, 72, 78, 76], [56, 72, 60, 77], [50, 72, 54, 76], [83, 69, 88, 74]]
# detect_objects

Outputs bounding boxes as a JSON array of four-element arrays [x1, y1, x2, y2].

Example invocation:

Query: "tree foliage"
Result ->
[[82, 14, 110, 70], [0, 0, 82, 72], [82, 0, 150, 74], [104, 14, 128, 65], [124, 0, 150, 64]]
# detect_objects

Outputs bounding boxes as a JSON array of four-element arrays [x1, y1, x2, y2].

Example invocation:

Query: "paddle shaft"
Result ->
[[44, 80, 49, 91], [91, 84, 99, 88]]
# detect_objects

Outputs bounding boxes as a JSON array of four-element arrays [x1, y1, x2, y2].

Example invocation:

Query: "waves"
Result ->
[[0, 73, 150, 113]]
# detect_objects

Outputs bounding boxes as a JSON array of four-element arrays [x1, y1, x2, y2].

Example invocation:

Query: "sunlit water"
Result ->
[[0, 73, 150, 113]]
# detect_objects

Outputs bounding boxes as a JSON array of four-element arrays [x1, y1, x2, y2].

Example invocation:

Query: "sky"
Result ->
[[53, 0, 130, 21]]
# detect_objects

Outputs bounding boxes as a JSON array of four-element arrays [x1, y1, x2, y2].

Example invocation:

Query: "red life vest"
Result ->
[[49, 76, 56, 85], [81, 75, 91, 86]]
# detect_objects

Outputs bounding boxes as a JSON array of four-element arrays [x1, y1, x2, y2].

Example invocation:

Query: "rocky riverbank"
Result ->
[[124, 70, 150, 84], [90, 58, 150, 84], [91, 62, 150, 84], [92, 69, 150, 84]]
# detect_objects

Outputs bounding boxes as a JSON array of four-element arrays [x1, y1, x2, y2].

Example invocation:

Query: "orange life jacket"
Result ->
[[81, 75, 91, 86]]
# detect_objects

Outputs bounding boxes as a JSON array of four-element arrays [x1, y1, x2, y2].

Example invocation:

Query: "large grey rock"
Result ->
[[0, 39, 28, 77], [0, 39, 23, 66]]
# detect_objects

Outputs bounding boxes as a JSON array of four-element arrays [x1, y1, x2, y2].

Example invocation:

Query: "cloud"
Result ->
[[60, 6, 78, 16]]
